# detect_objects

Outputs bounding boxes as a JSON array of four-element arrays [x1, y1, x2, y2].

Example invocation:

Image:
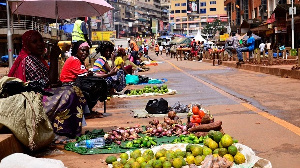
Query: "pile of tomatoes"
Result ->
[[190, 105, 205, 126]]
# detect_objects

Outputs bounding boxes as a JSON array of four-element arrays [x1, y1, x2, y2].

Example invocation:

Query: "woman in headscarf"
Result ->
[[92, 41, 126, 95], [8, 30, 86, 141]]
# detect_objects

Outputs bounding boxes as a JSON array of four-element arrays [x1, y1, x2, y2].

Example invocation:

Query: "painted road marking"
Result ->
[[162, 57, 300, 136]]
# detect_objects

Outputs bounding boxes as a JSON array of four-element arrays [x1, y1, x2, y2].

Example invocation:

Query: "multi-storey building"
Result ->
[[169, 0, 226, 36]]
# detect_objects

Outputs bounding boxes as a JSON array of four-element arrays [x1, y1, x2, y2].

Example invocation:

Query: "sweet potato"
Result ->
[[188, 121, 222, 132]]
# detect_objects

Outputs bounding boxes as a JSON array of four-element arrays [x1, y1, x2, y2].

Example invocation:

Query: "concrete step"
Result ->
[[0, 134, 25, 160], [203, 60, 300, 80]]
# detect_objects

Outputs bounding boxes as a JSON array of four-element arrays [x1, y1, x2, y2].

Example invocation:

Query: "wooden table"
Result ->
[[176, 48, 191, 61]]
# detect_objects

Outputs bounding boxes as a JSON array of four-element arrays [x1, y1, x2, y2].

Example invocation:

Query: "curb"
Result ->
[[202, 60, 300, 80]]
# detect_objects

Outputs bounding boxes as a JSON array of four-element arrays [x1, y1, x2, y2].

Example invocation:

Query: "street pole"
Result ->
[[292, 0, 295, 49], [6, 1, 14, 69]]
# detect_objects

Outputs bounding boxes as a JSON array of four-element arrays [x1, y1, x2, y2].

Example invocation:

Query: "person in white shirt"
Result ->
[[259, 40, 266, 55], [159, 45, 164, 55], [266, 40, 271, 51]]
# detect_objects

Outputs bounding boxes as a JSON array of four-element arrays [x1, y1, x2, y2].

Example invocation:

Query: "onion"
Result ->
[[155, 133, 160, 136], [164, 118, 171, 125], [166, 130, 172, 136], [119, 129, 125, 134], [182, 126, 187, 131], [162, 131, 167, 136], [110, 135, 115, 140], [182, 131, 187, 135], [153, 119, 160, 126], [157, 127, 163, 133], [157, 124, 162, 128], [168, 111, 177, 119], [173, 116, 179, 121], [176, 129, 182, 135], [115, 141, 121, 145], [152, 129, 157, 134]]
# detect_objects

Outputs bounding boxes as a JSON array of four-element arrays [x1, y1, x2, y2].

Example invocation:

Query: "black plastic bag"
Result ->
[[138, 75, 149, 83], [145, 98, 168, 114]]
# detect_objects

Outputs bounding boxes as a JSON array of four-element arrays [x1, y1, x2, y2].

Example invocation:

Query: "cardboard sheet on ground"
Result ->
[[108, 143, 272, 168], [112, 89, 177, 98]]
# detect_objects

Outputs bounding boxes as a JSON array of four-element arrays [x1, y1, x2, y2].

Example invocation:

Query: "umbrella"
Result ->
[[10, 0, 113, 19], [6, 0, 113, 68]]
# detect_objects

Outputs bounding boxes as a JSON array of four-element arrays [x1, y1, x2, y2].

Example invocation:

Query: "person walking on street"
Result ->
[[72, 17, 92, 48], [155, 44, 159, 56], [259, 40, 266, 56], [236, 31, 255, 63], [159, 45, 163, 55], [129, 40, 139, 64]]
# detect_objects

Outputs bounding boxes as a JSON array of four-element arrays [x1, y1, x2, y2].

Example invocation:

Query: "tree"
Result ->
[[203, 19, 226, 38]]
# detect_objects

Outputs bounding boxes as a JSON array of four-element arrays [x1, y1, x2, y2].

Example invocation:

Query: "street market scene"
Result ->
[[0, 0, 300, 168]]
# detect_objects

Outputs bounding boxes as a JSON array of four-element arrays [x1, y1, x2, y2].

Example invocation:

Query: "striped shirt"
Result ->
[[93, 56, 108, 73]]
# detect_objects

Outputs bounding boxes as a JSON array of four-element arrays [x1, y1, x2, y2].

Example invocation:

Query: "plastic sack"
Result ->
[[145, 98, 168, 114], [125, 74, 140, 85]]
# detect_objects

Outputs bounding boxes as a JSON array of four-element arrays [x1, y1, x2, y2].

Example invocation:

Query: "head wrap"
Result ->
[[72, 41, 90, 56], [117, 48, 126, 56], [8, 30, 42, 81]]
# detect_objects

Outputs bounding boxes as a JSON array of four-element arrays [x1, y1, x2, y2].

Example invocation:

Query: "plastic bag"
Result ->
[[145, 98, 168, 114], [125, 74, 140, 85]]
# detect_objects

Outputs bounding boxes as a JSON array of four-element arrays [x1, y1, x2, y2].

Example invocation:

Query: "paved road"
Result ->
[[45, 50, 300, 168]]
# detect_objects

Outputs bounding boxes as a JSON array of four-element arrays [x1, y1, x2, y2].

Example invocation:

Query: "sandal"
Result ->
[[53, 135, 75, 145], [85, 111, 104, 119]]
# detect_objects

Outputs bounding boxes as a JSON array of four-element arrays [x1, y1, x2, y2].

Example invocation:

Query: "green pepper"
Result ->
[[126, 142, 133, 147], [150, 140, 157, 146], [147, 141, 152, 148]]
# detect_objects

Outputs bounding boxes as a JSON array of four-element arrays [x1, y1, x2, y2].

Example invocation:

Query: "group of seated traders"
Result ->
[[6, 30, 135, 143]]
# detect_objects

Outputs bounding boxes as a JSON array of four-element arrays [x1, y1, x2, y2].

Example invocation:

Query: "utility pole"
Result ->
[[6, 0, 14, 68], [292, 0, 295, 49]]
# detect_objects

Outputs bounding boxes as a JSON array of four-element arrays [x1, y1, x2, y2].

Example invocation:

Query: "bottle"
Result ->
[[75, 137, 105, 149]]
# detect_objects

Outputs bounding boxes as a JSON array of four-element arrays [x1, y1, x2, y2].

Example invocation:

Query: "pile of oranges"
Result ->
[[190, 105, 205, 126]]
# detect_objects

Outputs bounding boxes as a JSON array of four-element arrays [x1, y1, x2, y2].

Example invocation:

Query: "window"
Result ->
[[200, 2, 206, 7], [181, 3, 186, 6], [176, 18, 181, 22], [200, 8, 206, 14], [170, 17, 174, 21], [210, 8, 216, 11], [181, 10, 186, 13], [182, 17, 187, 21], [175, 10, 180, 13], [210, 1, 216, 4], [170, 10, 174, 14], [175, 3, 180, 6]]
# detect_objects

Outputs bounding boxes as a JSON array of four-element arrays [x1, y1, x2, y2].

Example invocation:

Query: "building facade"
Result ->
[[170, 0, 226, 36]]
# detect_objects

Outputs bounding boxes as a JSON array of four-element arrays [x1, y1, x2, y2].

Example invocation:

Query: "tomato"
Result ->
[[192, 106, 199, 115], [195, 117, 202, 124], [199, 110, 205, 118], [192, 115, 200, 119], [190, 118, 197, 123]]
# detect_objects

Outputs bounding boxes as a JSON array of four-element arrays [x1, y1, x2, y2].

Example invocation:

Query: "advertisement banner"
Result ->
[[151, 18, 158, 34], [91, 31, 115, 41], [160, 20, 164, 31], [187, 0, 199, 14]]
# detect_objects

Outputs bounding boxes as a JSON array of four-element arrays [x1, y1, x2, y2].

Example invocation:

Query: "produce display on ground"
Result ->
[[112, 85, 177, 98], [107, 143, 272, 168], [64, 104, 272, 167]]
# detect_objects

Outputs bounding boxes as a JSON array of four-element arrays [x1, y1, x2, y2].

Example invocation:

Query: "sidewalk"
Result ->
[[202, 59, 300, 79]]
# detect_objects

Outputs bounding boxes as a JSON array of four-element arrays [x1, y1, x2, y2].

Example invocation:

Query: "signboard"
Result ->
[[219, 33, 229, 41], [274, 27, 287, 34], [91, 31, 115, 41], [187, 0, 199, 14], [289, 7, 296, 15], [151, 18, 158, 33], [160, 20, 164, 31]]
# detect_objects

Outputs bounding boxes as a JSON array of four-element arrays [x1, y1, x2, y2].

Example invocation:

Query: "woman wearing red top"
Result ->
[[60, 41, 105, 118]]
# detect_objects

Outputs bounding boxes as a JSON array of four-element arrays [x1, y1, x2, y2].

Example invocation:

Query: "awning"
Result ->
[[250, 24, 269, 32]]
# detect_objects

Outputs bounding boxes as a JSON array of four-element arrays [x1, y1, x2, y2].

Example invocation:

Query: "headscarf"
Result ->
[[72, 41, 90, 56], [8, 30, 42, 82]]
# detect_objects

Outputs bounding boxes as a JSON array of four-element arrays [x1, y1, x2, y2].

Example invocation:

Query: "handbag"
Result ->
[[75, 76, 107, 102]]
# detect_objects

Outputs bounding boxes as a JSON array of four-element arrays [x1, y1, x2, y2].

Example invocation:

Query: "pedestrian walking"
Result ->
[[159, 45, 163, 55], [259, 40, 266, 55], [155, 44, 159, 56]]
